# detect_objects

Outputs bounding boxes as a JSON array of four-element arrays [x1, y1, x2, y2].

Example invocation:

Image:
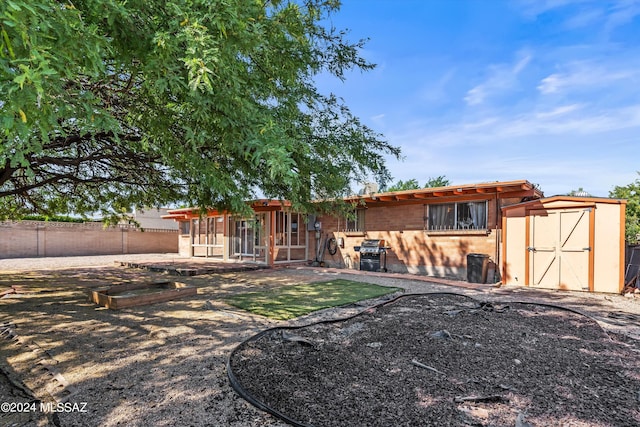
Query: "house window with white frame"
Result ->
[[427, 201, 488, 231], [345, 209, 365, 232]]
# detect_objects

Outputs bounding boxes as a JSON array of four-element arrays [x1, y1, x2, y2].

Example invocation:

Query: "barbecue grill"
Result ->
[[355, 239, 388, 272]]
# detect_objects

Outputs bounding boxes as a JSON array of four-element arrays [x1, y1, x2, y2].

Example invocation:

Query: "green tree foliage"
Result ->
[[610, 173, 640, 243], [22, 214, 84, 223], [386, 178, 420, 192], [385, 176, 450, 192], [424, 175, 450, 188], [0, 0, 400, 220]]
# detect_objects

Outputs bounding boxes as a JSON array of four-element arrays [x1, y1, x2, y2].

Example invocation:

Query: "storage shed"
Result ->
[[501, 196, 626, 293]]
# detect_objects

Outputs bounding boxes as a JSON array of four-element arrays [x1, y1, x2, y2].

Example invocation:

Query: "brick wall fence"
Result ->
[[0, 221, 178, 259]]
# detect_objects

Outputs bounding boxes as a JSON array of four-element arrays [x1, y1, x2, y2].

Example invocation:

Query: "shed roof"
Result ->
[[501, 195, 626, 212]]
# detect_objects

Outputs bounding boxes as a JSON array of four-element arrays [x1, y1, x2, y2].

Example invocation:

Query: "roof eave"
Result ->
[[347, 180, 542, 205]]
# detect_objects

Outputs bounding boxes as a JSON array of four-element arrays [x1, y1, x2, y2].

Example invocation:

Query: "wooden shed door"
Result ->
[[528, 208, 592, 291]]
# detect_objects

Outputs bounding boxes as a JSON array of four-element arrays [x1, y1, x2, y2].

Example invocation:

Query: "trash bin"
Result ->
[[467, 253, 490, 283]]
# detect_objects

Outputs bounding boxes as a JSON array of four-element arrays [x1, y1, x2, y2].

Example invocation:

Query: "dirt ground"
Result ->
[[231, 294, 640, 426], [1, 257, 640, 426]]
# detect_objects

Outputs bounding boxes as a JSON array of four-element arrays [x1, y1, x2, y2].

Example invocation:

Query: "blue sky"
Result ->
[[317, 0, 640, 197]]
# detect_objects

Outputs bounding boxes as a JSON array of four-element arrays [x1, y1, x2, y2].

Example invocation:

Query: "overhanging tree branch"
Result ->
[[1, 0, 400, 219]]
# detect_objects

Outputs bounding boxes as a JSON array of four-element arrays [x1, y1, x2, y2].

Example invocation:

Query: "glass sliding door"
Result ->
[[231, 214, 268, 263], [233, 219, 254, 255]]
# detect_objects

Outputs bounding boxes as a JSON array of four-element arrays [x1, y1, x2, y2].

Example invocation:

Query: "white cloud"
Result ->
[[513, 55, 532, 74], [420, 69, 457, 103], [535, 104, 583, 118], [516, 0, 593, 18], [537, 61, 636, 94], [563, 8, 605, 28], [464, 86, 486, 106], [537, 74, 563, 94], [464, 53, 532, 106], [391, 102, 640, 155], [370, 113, 386, 125], [517, 0, 640, 34], [605, 0, 640, 32], [491, 104, 640, 137], [386, 105, 640, 196]]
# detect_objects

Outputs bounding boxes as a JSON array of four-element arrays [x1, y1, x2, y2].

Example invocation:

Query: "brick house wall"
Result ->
[[309, 181, 541, 281], [163, 180, 540, 280], [313, 202, 499, 278]]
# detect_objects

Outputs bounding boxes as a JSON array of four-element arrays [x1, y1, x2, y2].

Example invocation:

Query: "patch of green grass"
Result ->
[[225, 279, 401, 320]]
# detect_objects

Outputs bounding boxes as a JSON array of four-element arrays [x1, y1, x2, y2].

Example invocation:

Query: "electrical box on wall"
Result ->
[[307, 215, 317, 231]]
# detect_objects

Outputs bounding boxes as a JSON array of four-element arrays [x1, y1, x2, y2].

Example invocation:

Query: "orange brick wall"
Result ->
[[310, 198, 505, 280]]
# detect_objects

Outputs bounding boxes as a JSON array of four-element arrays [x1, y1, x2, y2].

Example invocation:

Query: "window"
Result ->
[[207, 217, 224, 246], [427, 201, 487, 231], [275, 212, 305, 246], [275, 211, 288, 246], [191, 216, 223, 245], [191, 219, 204, 244], [179, 221, 190, 235], [345, 209, 365, 232], [290, 213, 300, 246]]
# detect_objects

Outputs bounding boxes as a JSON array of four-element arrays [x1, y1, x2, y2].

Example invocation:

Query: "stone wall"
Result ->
[[0, 221, 178, 258]]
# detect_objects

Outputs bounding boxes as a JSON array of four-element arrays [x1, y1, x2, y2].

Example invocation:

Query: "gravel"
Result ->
[[0, 253, 181, 271]]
